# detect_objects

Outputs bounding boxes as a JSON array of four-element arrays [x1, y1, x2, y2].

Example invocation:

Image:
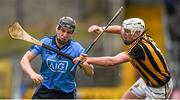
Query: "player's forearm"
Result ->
[[20, 57, 36, 77], [87, 56, 115, 66], [102, 25, 121, 34], [81, 62, 94, 76]]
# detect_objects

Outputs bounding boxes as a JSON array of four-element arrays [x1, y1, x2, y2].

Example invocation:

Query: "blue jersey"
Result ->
[[29, 35, 85, 93]]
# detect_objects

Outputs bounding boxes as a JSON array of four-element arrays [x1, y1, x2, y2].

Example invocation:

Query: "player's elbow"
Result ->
[[20, 55, 30, 69], [20, 57, 26, 68]]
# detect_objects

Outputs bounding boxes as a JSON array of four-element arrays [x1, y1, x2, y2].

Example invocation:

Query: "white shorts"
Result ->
[[130, 78, 173, 99]]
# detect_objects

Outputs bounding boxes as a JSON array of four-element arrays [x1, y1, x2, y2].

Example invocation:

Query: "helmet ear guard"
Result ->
[[122, 18, 145, 35], [58, 16, 76, 33]]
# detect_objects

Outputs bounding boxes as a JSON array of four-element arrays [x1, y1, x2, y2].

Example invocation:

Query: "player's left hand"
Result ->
[[30, 72, 44, 85], [88, 25, 102, 34]]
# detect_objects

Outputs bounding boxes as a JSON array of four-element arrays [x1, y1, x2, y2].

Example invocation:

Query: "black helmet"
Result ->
[[58, 16, 76, 33]]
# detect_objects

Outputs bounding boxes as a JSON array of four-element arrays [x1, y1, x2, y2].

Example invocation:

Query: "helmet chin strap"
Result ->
[[56, 36, 68, 46], [122, 30, 147, 45], [129, 29, 147, 44]]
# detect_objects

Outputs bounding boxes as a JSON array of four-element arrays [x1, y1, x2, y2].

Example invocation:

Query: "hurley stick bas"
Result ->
[[8, 22, 74, 60]]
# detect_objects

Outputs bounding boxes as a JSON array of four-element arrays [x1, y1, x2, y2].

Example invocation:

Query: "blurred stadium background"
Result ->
[[0, 0, 180, 99]]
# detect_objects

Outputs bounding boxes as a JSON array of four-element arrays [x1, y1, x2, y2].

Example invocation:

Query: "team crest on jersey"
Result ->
[[46, 59, 68, 73]]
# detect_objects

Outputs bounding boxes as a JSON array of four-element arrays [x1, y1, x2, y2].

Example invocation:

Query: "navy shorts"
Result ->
[[32, 85, 76, 99]]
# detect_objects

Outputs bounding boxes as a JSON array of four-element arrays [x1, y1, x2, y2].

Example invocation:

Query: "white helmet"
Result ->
[[122, 18, 145, 35]]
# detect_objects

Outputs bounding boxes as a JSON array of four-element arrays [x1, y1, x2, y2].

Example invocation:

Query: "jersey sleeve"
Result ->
[[80, 47, 85, 53], [128, 44, 145, 60], [29, 38, 44, 56], [75, 42, 85, 56], [79, 45, 85, 55], [29, 45, 42, 56]]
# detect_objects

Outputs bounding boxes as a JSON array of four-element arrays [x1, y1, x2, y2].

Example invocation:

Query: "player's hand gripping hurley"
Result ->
[[70, 7, 123, 71], [8, 22, 74, 60]]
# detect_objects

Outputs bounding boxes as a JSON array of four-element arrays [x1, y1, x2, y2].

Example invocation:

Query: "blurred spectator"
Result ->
[[164, 0, 180, 40], [164, 0, 175, 15]]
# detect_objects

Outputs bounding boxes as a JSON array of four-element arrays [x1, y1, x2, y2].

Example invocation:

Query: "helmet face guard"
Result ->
[[122, 18, 145, 35], [58, 16, 76, 33], [121, 18, 145, 45]]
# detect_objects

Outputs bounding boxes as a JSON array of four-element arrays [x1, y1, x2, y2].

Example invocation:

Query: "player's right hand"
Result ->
[[88, 25, 102, 33], [30, 72, 44, 85]]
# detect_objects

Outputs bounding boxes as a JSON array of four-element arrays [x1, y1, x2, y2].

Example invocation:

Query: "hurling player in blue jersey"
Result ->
[[20, 16, 94, 99]]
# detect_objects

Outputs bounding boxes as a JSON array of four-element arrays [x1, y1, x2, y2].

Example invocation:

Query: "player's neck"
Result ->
[[57, 43, 64, 48], [55, 39, 66, 48]]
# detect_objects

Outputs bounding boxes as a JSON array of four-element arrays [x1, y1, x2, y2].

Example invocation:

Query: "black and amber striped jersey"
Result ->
[[127, 34, 170, 87]]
